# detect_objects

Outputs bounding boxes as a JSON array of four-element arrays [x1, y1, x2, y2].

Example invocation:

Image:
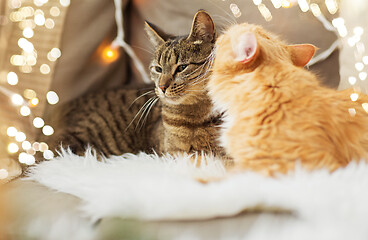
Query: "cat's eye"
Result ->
[[155, 66, 162, 73], [176, 64, 188, 73]]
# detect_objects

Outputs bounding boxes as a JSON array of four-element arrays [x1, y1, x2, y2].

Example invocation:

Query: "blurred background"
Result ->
[[0, 0, 367, 182]]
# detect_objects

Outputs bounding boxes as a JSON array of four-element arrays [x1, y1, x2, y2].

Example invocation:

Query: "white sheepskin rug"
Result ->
[[26, 149, 368, 239]]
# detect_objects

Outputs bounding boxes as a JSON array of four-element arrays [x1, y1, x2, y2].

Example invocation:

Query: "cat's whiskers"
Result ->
[[188, 72, 210, 87], [131, 45, 154, 55], [181, 65, 206, 81], [125, 96, 157, 131], [129, 90, 155, 109], [186, 55, 213, 86], [182, 65, 204, 78], [188, 57, 214, 87], [135, 96, 158, 131], [204, 0, 238, 25], [182, 54, 214, 78], [139, 97, 159, 131], [212, 14, 237, 27]]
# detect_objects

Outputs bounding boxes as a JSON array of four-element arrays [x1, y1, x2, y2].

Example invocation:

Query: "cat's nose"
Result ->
[[159, 85, 168, 93]]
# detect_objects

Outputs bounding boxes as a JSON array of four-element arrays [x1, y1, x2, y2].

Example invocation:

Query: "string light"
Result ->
[[24, 89, 36, 99], [348, 37, 357, 47], [50, 6, 60, 17], [43, 150, 54, 160], [47, 48, 62, 61], [363, 56, 368, 65], [348, 76, 357, 85], [354, 27, 364, 36], [297, 0, 309, 12], [18, 152, 35, 165], [281, 0, 292, 8], [325, 0, 339, 15], [359, 72, 367, 81], [34, 13, 45, 26], [258, 4, 273, 21], [270, 0, 282, 9], [32, 142, 40, 151], [42, 125, 54, 136], [27, 148, 36, 155], [22, 141, 32, 150], [20, 106, 31, 116], [29, 97, 39, 107], [33, 117, 44, 128], [19, 19, 36, 30], [22, 27, 34, 38], [25, 55, 36, 65], [8, 143, 19, 154], [18, 38, 34, 53], [362, 103, 368, 113], [6, 127, 17, 137], [355, 62, 364, 71], [10, 55, 26, 66], [15, 132, 26, 142], [230, 3, 242, 18], [7, 72, 18, 85], [310, 4, 322, 17], [9, 11, 24, 22], [332, 17, 347, 37], [11, 94, 24, 106], [46, 91, 59, 104], [9, 0, 21, 9], [19, 6, 34, 17], [253, 0, 262, 6], [39, 142, 48, 152], [50, 48, 61, 58], [350, 93, 359, 102], [45, 18, 55, 29], [101, 45, 119, 64], [40, 64, 50, 74], [33, 0, 48, 7], [1, 1, 63, 167], [60, 0, 70, 7]]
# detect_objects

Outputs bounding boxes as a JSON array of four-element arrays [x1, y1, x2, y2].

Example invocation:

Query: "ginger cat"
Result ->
[[207, 23, 368, 175]]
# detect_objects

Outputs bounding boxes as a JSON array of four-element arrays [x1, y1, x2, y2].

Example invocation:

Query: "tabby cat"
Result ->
[[43, 10, 226, 161], [207, 22, 368, 175]]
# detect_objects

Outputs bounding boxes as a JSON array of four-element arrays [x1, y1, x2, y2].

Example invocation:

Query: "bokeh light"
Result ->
[[46, 91, 59, 104]]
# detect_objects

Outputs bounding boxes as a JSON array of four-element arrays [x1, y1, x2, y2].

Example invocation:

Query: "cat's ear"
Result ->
[[287, 44, 317, 67], [187, 10, 216, 43], [232, 32, 259, 64], [145, 21, 172, 47]]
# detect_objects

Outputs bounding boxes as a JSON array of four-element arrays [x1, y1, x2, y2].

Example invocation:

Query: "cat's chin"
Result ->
[[160, 96, 184, 105], [161, 95, 200, 105]]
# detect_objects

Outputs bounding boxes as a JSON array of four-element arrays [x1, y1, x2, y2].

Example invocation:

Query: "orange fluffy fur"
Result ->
[[207, 23, 368, 176]]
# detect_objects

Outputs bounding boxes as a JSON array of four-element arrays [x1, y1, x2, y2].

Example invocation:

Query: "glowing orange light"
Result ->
[[281, 0, 291, 8], [101, 45, 119, 64], [29, 97, 39, 107], [106, 50, 114, 58]]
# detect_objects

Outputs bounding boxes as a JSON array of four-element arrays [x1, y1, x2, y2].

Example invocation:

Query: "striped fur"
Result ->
[[45, 86, 161, 158], [39, 10, 228, 163], [146, 10, 227, 158]]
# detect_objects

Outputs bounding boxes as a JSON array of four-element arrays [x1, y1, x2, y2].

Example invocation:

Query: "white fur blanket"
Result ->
[[26, 149, 368, 238]]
